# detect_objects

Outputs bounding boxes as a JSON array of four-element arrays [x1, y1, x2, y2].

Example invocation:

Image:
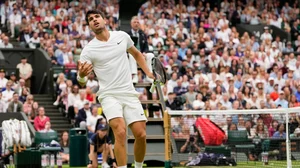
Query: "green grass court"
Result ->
[[59, 161, 300, 167]]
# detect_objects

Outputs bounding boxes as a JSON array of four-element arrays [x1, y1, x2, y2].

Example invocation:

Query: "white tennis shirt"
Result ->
[[80, 31, 139, 99]]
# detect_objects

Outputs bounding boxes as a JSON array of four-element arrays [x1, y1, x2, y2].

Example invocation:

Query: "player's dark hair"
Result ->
[[85, 10, 106, 24]]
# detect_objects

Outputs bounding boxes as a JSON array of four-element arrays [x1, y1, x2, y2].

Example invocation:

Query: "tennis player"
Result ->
[[77, 10, 154, 168]]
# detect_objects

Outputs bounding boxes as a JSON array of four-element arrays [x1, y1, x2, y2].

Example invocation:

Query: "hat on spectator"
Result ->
[[84, 100, 90, 105], [264, 26, 269, 30], [294, 128, 300, 135], [200, 85, 209, 90], [287, 41, 292, 45], [215, 77, 222, 82], [10, 72, 15, 76], [96, 124, 109, 131], [272, 43, 277, 48], [288, 66, 296, 71], [158, 54, 164, 58], [226, 73, 232, 78], [0, 69, 4, 73], [279, 91, 284, 94], [172, 64, 179, 68], [268, 77, 275, 81]]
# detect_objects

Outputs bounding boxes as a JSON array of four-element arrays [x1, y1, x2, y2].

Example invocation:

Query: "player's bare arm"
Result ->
[[127, 46, 155, 79], [77, 60, 93, 87]]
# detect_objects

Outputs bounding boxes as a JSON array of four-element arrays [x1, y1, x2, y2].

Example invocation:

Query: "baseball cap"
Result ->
[[294, 128, 300, 135], [96, 124, 109, 131], [279, 91, 284, 94], [0, 69, 4, 73], [10, 72, 16, 76]]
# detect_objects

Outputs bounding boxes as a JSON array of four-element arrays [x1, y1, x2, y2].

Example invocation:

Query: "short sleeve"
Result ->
[[89, 133, 97, 145], [125, 32, 134, 49], [79, 48, 92, 64], [106, 136, 112, 144]]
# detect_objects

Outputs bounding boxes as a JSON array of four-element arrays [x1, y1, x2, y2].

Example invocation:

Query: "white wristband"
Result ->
[[77, 75, 88, 83]]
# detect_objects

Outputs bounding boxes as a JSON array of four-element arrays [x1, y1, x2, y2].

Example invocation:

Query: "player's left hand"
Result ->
[[147, 72, 155, 80]]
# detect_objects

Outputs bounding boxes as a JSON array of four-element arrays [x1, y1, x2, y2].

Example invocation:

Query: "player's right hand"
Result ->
[[78, 60, 93, 78]]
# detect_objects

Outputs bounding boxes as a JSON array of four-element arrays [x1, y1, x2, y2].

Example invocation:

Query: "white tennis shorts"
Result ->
[[99, 95, 147, 126]]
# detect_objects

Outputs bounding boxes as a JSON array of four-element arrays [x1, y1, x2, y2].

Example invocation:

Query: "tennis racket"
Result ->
[[149, 57, 167, 93]]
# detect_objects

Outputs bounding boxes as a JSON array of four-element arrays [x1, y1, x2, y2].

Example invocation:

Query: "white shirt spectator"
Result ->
[[74, 99, 88, 111], [67, 93, 80, 108], [220, 99, 232, 109], [86, 80, 98, 89], [2, 89, 14, 112], [9, 13, 21, 25], [260, 32, 272, 41], [156, 18, 168, 29], [152, 36, 164, 47], [216, 30, 229, 43], [0, 43, 13, 48], [217, 19, 229, 29], [86, 114, 102, 133], [29, 37, 40, 49], [0, 77, 8, 89]]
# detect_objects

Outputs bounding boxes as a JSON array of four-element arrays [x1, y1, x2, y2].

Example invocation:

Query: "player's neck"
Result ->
[[95, 29, 110, 42]]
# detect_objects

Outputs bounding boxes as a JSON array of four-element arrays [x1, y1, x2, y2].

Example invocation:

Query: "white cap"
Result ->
[[294, 128, 300, 134], [269, 77, 275, 81], [279, 91, 284, 94]]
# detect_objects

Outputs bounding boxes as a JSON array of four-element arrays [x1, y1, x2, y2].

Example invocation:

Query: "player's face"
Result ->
[[88, 14, 106, 34]]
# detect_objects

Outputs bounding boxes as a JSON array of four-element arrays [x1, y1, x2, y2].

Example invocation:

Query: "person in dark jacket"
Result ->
[[75, 101, 91, 126], [127, 16, 149, 53]]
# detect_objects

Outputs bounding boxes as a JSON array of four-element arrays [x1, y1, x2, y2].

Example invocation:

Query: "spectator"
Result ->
[[0, 36, 13, 48], [0, 69, 8, 90], [15, 78, 30, 96], [86, 106, 103, 133], [33, 107, 50, 131], [2, 80, 14, 112], [86, 72, 99, 91], [0, 1, 10, 28], [9, 8, 21, 38], [28, 32, 41, 49], [23, 94, 34, 115], [59, 131, 70, 163], [128, 16, 149, 53], [166, 92, 178, 110], [272, 123, 286, 138], [16, 57, 33, 88], [6, 92, 23, 113], [40, 121, 55, 133], [75, 101, 91, 126], [275, 91, 289, 108], [0, 92, 5, 112], [18, 26, 32, 48]]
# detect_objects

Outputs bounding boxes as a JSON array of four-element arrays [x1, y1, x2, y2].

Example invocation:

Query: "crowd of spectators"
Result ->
[[1, 0, 300, 159], [128, 0, 300, 145], [0, 0, 117, 163]]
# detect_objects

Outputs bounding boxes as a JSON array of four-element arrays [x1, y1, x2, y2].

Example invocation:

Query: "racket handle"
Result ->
[[150, 83, 156, 93]]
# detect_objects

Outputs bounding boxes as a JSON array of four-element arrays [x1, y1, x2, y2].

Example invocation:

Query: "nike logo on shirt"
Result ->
[[117, 40, 123, 45]]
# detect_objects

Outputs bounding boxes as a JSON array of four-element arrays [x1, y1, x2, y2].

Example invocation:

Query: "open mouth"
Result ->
[[94, 22, 99, 27]]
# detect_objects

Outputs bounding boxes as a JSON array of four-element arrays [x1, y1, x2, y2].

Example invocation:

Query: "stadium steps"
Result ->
[[33, 94, 72, 136], [127, 118, 165, 163]]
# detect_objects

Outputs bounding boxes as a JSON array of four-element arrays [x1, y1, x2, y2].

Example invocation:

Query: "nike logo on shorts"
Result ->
[[141, 113, 144, 116]]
